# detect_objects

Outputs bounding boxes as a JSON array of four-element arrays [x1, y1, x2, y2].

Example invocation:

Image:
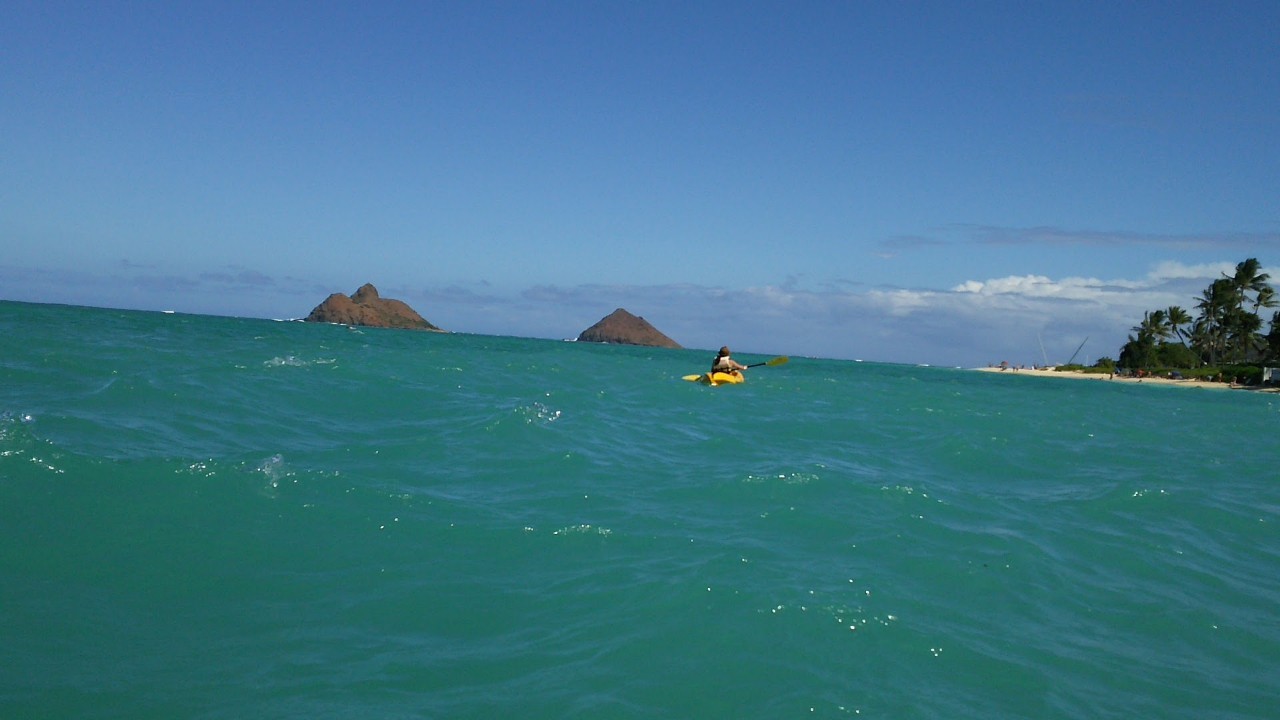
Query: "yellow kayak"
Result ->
[[683, 371, 745, 386], [681, 357, 787, 386]]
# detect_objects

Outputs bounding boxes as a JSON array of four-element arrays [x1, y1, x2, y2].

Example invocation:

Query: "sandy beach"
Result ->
[[974, 365, 1280, 392]]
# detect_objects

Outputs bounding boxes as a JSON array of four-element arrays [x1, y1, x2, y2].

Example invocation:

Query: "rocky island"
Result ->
[[304, 284, 444, 331], [576, 308, 681, 348]]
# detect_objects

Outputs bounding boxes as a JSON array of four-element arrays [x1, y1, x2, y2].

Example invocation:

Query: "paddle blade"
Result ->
[[765, 356, 789, 367], [682, 374, 704, 382]]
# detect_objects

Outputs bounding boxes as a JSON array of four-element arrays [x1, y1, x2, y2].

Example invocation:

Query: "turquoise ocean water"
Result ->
[[2, 300, 1278, 719]]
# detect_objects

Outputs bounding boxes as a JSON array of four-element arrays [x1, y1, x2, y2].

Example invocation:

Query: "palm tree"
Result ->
[[1253, 285, 1278, 315], [1166, 305, 1192, 346], [1189, 320, 1215, 364], [1226, 310, 1264, 362], [1266, 310, 1280, 363], [1132, 310, 1171, 343], [1228, 258, 1271, 301], [1194, 279, 1236, 365], [1123, 258, 1275, 367], [1136, 310, 1167, 343], [1220, 258, 1276, 362], [1152, 309, 1171, 342]]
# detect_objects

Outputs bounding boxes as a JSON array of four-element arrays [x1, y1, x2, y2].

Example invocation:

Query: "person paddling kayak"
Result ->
[[712, 346, 748, 376], [682, 353, 788, 385]]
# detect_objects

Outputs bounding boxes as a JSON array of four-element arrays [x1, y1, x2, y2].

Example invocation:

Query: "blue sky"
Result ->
[[4, 1, 1278, 367]]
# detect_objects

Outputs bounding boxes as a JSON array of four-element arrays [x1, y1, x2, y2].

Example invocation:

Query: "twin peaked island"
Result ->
[[304, 283, 682, 349], [305, 283, 443, 331]]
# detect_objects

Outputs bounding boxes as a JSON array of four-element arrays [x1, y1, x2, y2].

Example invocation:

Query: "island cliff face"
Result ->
[[304, 284, 444, 331], [577, 308, 681, 348]]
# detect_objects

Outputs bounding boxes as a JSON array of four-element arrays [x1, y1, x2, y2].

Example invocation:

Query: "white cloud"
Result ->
[[947, 262, 1245, 306], [715, 260, 1260, 365], [865, 288, 936, 316], [1146, 260, 1236, 282], [952, 274, 1065, 296]]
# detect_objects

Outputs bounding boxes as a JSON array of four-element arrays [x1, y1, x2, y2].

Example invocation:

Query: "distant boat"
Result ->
[[162, 310, 175, 314]]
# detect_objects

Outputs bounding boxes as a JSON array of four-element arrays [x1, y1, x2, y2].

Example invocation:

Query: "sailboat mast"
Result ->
[[1065, 337, 1089, 366]]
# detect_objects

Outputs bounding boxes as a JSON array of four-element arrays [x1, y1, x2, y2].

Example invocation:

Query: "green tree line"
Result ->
[[1117, 258, 1280, 377]]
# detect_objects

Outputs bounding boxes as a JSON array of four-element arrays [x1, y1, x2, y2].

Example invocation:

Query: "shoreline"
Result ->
[[973, 365, 1280, 393]]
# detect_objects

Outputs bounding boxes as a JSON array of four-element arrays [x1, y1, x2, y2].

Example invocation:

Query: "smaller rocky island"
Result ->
[[577, 308, 681, 348], [304, 283, 444, 331]]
